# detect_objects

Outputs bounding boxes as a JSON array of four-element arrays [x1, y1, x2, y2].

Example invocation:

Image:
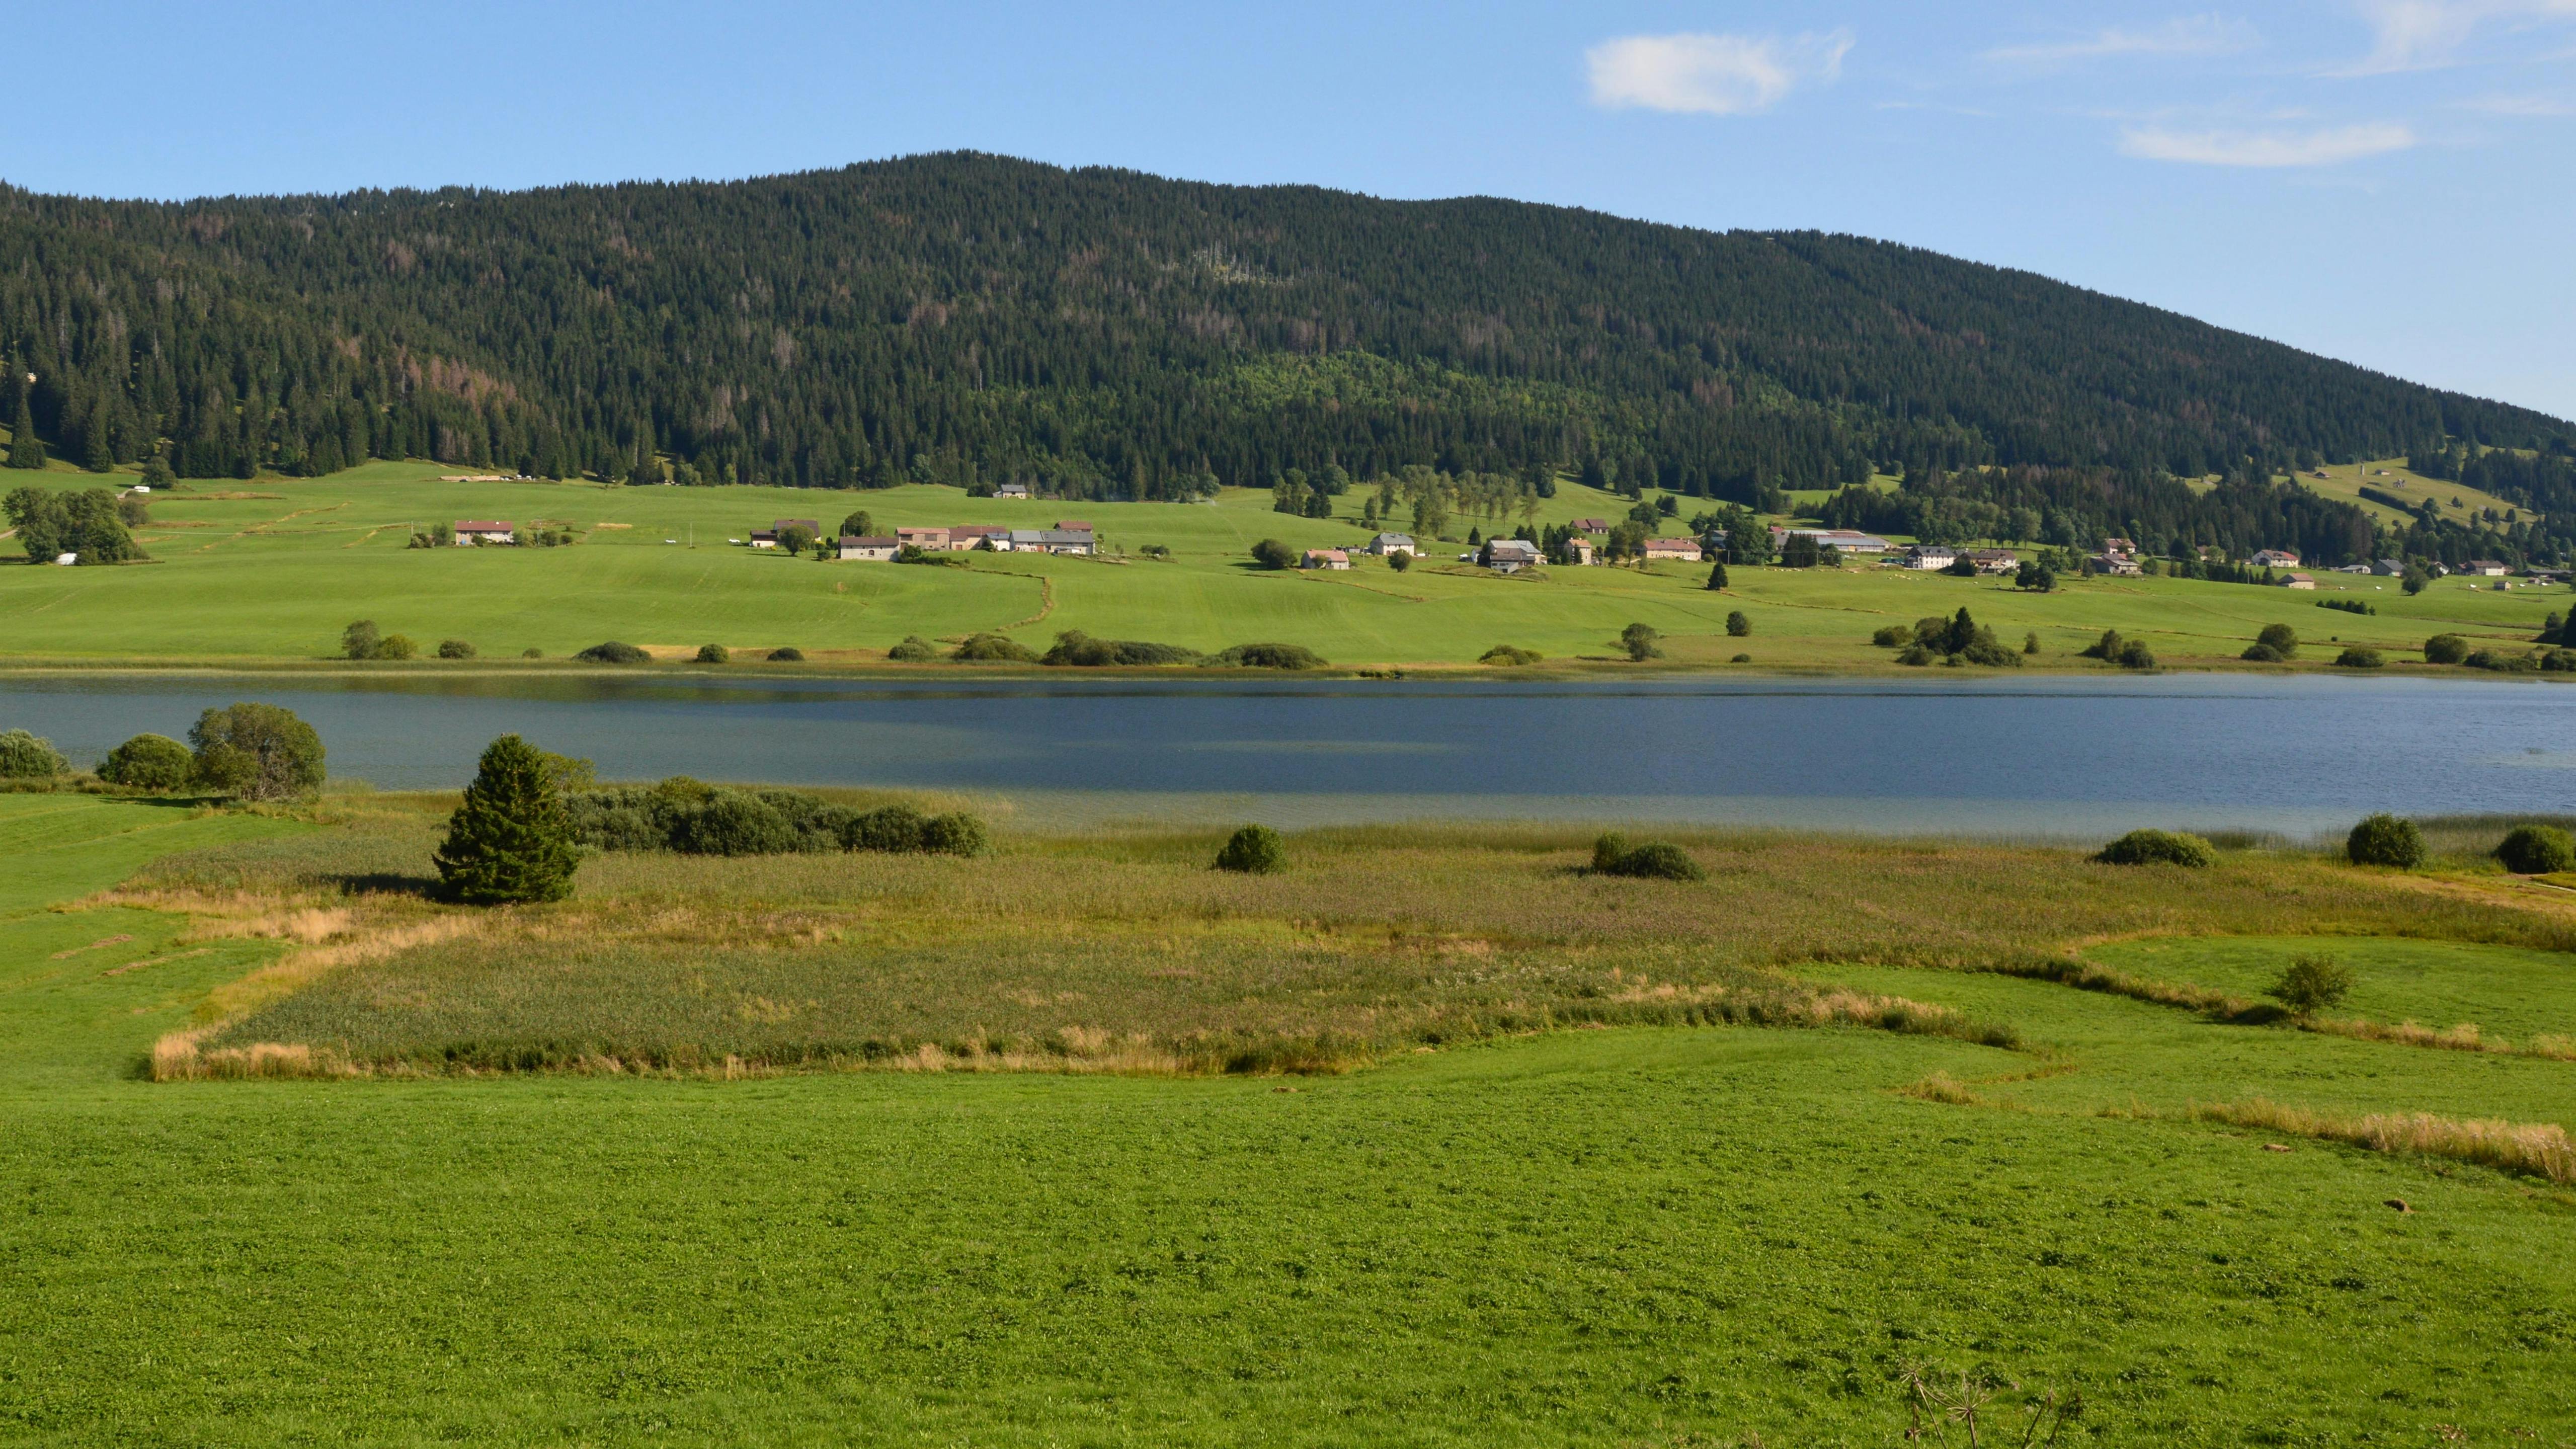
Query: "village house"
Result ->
[[1572, 518, 1612, 534], [1902, 544, 1957, 571], [1302, 548, 1351, 571], [2373, 558, 2406, 576], [1054, 520, 1093, 534], [747, 530, 778, 549], [2088, 537, 2142, 576], [2276, 572, 2318, 591], [773, 518, 822, 538], [2336, 563, 2373, 575], [1565, 538, 1595, 566], [1484, 538, 1543, 573], [1006, 529, 1096, 555], [1642, 537, 1704, 562], [1965, 548, 2019, 575], [2248, 548, 2301, 569], [453, 520, 515, 545], [895, 526, 950, 552], [949, 524, 1008, 550], [1366, 532, 1417, 556], [994, 483, 1031, 500], [838, 535, 899, 561], [1770, 527, 1892, 554], [2463, 559, 2510, 577]]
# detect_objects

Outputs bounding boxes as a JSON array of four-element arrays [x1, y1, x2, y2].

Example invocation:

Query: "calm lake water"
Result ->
[[4, 673, 2570, 837]]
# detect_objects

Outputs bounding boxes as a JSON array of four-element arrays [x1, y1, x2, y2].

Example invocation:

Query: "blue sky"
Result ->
[[19, 2, 2575, 420]]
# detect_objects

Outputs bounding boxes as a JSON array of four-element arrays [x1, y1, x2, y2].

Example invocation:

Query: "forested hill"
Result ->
[[1, 151, 2567, 503]]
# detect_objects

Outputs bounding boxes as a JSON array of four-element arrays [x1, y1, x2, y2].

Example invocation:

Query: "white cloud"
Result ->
[[2118, 121, 2419, 165], [1586, 30, 1855, 117], [2344, 0, 2576, 74], [1987, 15, 2260, 66]]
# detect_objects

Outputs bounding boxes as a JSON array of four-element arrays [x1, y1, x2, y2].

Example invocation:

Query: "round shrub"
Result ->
[[521, 648, 544, 659], [375, 633, 418, 661], [2094, 829, 2217, 867], [436, 638, 476, 660], [99, 733, 194, 790], [2270, 955, 2356, 1017], [575, 641, 649, 664], [1590, 833, 1631, 872], [0, 729, 68, 778], [843, 804, 929, 853], [886, 635, 939, 663], [1479, 644, 1542, 666], [188, 702, 325, 801], [1730, 653, 1751, 663], [2423, 633, 2469, 665], [2495, 824, 2576, 875], [1214, 824, 1285, 874], [1249, 538, 1297, 570], [1593, 838, 1708, 881], [768, 647, 805, 662], [952, 633, 1039, 663], [676, 792, 797, 856], [1206, 642, 1324, 670], [2239, 642, 2286, 663], [2346, 813, 2426, 868], [1725, 611, 1751, 638], [2117, 640, 2157, 670], [920, 812, 991, 857], [2334, 646, 2384, 669], [1872, 624, 1912, 648], [2255, 623, 2298, 658], [694, 644, 730, 664]]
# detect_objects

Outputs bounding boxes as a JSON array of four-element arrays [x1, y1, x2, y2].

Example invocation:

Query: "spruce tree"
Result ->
[[435, 734, 581, 905], [6, 384, 43, 470]]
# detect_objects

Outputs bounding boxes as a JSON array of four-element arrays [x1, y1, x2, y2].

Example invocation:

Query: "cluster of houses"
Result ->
[[740, 518, 1098, 558], [1300, 524, 1710, 574]]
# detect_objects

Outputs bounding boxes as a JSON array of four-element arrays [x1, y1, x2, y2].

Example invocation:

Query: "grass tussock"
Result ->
[[2191, 1099, 2576, 1186]]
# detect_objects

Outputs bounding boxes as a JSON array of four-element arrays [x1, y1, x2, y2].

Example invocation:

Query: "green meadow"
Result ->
[[9, 790, 2576, 1444], [1, 459, 2565, 671]]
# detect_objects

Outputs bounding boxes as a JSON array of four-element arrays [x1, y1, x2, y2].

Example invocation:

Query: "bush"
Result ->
[[1214, 824, 1285, 874], [0, 729, 67, 778], [2545, 649, 2576, 672], [2495, 824, 2576, 874], [2269, 955, 2356, 1016], [99, 733, 194, 790], [1249, 538, 1297, 570], [694, 644, 730, 664], [1621, 622, 1663, 661], [1956, 640, 2022, 668], [1479, 644, 1542, 666], [2024, 632, 2040, 655], [1704, 561, 1728, 591], [886, 635, 939, 663], [676, 792, 798, 856], [1725, 611, 1750, 638], [920, 812, 991, 857], [341, 620, 380, 661], [188, 702, 325, 800], [1591, 834, 1708, 881], [952, 633, 1039, 663], [2347, 813, 2426, 868], [575, 641, 649, 664], [434, 734, 581, 904], [1204, 642, 1325, 669], [2240, 642, 2286, 663], [1043, 630, 1198, 667], [1872, 624, 1912, 648], [844, 804, 929, 852], [2094, 829, 2216, 867], [2116, 640, 2156, 670], [1730, 653, 1751, 663], [768, 647, 805, 662], [2256, 623, 2298, 658], [1896, 643, 1935, 666], [521, 648, 544, 659], [2423, 633, 2470, 665], [2335, 646, 2384, 668], [375, 633, 418, 661], [436, 638, 476, 660], [1387, 550, 1411, 574]]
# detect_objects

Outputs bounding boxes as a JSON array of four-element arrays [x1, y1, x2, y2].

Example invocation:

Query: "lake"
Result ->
[[3, 672, 2569, 838]]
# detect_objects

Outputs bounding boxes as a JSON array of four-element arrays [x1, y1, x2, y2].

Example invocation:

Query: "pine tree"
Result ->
[[6, 383, 43, 470], [435, 734, 581, 905], [82, 396, 114, 472], [1704, 560, 1729, 591]]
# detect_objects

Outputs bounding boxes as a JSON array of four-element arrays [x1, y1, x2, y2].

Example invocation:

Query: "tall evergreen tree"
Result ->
[[6, 383, 42, 470], [435, 734, 581, 906]]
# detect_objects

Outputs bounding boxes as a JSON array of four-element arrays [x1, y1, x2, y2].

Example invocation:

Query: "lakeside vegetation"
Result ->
[[2, 460, 2569, 671], [9, 784, 2576, 1442]]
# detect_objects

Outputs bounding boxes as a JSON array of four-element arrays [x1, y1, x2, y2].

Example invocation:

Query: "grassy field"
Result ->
[[9, 791, 2576, 1442], [1, 458, 2565, 671]]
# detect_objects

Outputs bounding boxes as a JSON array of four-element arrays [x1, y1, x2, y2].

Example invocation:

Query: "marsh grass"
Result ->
[[2190, 1099, 2576, 1186], [126, 798, 2576, 1080]]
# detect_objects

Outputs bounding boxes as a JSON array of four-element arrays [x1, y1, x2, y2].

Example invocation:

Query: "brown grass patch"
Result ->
[[2191, 1099, 2576, 1186]]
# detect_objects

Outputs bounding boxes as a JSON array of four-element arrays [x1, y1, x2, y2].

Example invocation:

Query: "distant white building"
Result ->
[[1484, 538, 1543, 573], [1770, 527, 1892, 554], [2463, 559, 2510, 577], [2249, 549, 2301, 569], [839, 535, 898, 561], [1642, 537, 1704, 562], [1302, 548, 1351, 571], [1902, 545, 1957, 571], [454, 520, 515, 545], [994, 483, 1032, 500], [1366, 532, 1417, 556]]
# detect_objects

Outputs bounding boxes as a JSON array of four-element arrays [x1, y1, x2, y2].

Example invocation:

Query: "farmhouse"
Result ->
[[2276, 572, 2318, 591], [2248, 549, 2301, 569], [895, 526, 950, 551], [1302, 548, 1351, 571], [838, 535, 899, 561], [1366, 532, 1417, 556], [773, 519, 822, 538], [2463, 559, 2510, 577], [747, 531, 778, 549], [949, 524, 1008, 550], [1565, 538, 1595, 566], [1484, 538, 1543, 573], [453, 520, 515, 545], [1902, 544, 1957, 571], [1642, 537, 1703, 562], [1965, 548, 2019, 575], [2373, 558, 2406, 576], [1007, 529, 1096, 555], [1572, 518, 1612, 534], [994, 483, 1031, 500], [1770, 527, 1891, 554]]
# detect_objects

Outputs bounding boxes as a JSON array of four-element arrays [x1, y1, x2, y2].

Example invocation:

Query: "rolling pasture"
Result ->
[[0, 460, 2565, 670], [8, 791, 2576, 1443]]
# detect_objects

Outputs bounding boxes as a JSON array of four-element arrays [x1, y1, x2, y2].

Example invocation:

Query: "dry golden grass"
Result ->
[[2191, 1099, 2576, 1186]]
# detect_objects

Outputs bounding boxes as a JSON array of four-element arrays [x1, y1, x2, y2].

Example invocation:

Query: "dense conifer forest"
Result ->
[[2, 151, 2568, 521]]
